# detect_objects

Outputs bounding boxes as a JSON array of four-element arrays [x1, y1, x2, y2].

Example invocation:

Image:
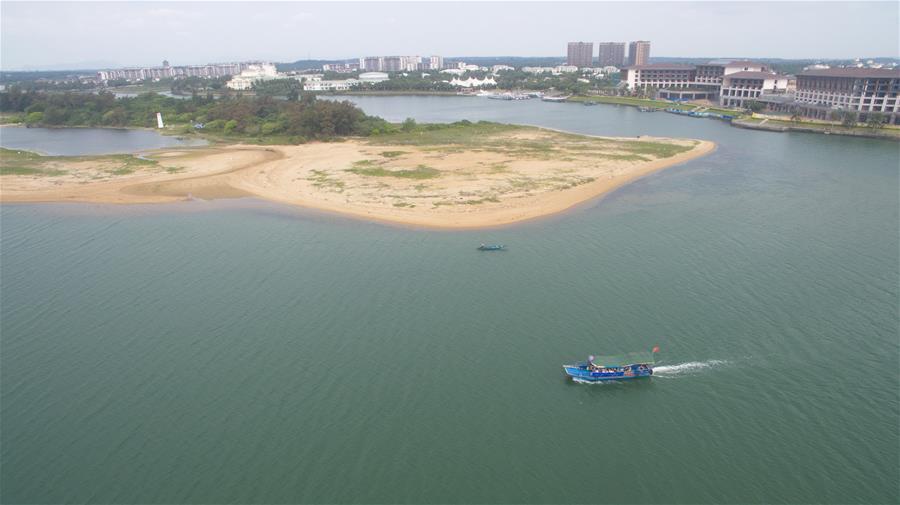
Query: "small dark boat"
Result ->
[[477, 244, 505, 251]]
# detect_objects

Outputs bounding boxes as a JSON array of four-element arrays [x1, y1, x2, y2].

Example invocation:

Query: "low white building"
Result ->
[[449, 76, 497, 88], [522, 66, 578, 75], [358, 72, 389, 83], [492, 65, 514, 73], [441, 68, 466, 76], [303, 79, 359, 91]]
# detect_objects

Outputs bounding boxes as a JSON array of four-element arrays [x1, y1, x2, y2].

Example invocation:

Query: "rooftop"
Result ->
[[724, 71, 780, 80], [625, 64, 695, 71], [700, 60, 763, 68], [799, 67, 900, 78]]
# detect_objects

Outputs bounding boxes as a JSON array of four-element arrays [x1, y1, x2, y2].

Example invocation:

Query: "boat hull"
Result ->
[[563, 365, 653, 381]]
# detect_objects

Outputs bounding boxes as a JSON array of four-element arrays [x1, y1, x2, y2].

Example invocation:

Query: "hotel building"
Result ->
[[567, 42, 594, 68], [719, 71, 791, 108], [622, 64, 695, 90], [694, 60, 769, 87], [794, 68, 899, 118]]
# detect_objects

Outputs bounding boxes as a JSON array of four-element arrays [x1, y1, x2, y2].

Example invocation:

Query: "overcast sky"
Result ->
[[2, 1, 898, 70]]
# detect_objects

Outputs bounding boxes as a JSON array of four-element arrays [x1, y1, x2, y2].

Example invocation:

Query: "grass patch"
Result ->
[[617, 141, 693, 158], [380, 151, 408, 158], [0, 166, 66, 176], [347, 164, 441, 179], [370, 121, 522, 147], [307, 169, 345, 191]]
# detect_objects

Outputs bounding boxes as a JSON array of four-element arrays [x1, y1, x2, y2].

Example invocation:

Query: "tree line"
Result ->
[[0, 88, 392, 140]]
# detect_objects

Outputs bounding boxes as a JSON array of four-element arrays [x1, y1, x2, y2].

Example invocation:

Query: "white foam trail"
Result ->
[[572, 377, 615, 385], [654, 359, 728, 376]]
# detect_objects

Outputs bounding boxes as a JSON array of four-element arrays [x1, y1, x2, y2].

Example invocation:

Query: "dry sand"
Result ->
[[1, 128, 715, 228]]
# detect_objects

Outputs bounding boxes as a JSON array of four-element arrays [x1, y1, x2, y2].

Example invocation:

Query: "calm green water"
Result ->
[[2, 98, 898, 504]]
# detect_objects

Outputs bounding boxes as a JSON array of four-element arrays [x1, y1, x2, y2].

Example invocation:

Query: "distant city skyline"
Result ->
[[2, 1, 899, 71]]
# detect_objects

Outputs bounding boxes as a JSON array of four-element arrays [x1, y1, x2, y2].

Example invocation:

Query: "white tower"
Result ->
[[156, 112, 164, 129]]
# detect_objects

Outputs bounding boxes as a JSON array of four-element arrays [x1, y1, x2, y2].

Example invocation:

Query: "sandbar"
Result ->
[[1, 125, 715, 228]]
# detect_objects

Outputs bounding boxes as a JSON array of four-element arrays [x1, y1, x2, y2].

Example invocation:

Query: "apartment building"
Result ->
[[567, 42, 594, 68], [627, 41, 650, 66], [598, 42, 626, 67]]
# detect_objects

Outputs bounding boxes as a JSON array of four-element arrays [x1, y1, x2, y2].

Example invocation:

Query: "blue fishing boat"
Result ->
[[477, 243, 505, 251], [563, 348, 659, 382]]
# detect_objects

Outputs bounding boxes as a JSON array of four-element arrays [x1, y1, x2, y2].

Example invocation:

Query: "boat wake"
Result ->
[[653, 360, 729, 377]]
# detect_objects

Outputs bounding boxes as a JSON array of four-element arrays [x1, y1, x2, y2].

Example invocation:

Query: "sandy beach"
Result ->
[[1, 126, 715, 228]]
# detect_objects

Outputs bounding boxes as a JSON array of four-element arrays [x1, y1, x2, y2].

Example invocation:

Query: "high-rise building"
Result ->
[[427, 55, 444, 70], [382, 56, 403, 72], [628, 41, 651, 66], [361, 57, 384, 72], [597, 42, 626, 67], [567, 42, 594, 68]]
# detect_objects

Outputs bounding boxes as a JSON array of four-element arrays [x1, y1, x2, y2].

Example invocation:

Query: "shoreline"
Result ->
[[1, 128, 716, 229]]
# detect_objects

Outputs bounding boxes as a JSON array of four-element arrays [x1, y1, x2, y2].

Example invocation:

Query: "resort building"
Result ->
[[567, 42, 594, 68], [719, 71, 790, 107], [627, 41, 650, 66], [694, 60, 769, 87], [622, 63, 695, 90], [744, 68, 900, 124], [795, 68, 899, 111], [598, 42, 626, 67]]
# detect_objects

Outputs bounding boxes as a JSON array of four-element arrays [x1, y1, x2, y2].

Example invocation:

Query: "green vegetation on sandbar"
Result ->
[[0, 147, 159, 177], [347, 161, 441, 179], [370, 121, 694, 159], [371, 120, 520, 146]]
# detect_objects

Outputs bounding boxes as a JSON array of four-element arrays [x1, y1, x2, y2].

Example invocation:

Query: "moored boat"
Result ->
[[563, 348, 659, 381], [477, 243, 505, 251]]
